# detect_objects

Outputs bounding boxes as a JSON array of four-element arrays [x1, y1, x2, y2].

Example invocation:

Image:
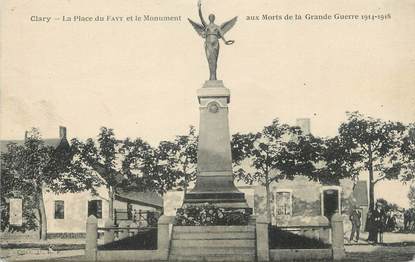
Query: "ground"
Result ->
[[2, 232, 415, 261], [345, 244, 415, 262], [342, 232, 415, 262], [0, 238, 85, 262]]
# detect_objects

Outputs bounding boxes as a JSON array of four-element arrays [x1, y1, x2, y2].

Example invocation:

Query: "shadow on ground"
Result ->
[[269, 227, 330, 249], [98, 228, 157, 250]]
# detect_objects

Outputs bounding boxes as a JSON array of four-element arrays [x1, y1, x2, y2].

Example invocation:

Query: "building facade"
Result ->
[[252, 176, 368, 231], [1, 127, 163, 238], [250, 119, 369, 231]]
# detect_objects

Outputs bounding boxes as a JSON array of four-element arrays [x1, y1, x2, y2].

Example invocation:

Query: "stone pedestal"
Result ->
[[183, 80, 249, 209], [85, 215, 98, 261], [331, 213, 346, 260]]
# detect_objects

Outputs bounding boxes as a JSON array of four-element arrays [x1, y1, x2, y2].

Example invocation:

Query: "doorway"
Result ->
[[321, 187, 341, 220]]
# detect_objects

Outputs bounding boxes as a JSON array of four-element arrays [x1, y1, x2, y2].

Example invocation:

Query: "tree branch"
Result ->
[[373, 175, 386, 184], [361, 144, 369, 155], [268, 175, 278, 184], [372, 139, 383, 153]]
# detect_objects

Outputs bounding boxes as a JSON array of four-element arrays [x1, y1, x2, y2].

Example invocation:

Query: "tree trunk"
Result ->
[[108, 186, 114, 221], [38, 185, 48, 240], [184, 182, 188, 195], [368, 152, 375, 211], [183, 165, 188, 194], [265, 172, 272, 222]]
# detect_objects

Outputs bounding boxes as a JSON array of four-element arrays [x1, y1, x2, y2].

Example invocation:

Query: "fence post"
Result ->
[[331, 213, 346, 260], [103, 219, 115, 244], [118, 221, 130, 240], [158, 215, 173, 261], [256, 215, 270, 262], [85, 215, 98, 261]]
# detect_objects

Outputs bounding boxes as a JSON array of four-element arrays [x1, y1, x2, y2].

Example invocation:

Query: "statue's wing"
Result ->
[[220, 16, 237, 35], [188, 18, 206, 38]]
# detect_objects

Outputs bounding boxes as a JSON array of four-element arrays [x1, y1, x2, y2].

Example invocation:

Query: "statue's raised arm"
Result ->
[[188, 0, 208, 38], [198, 0, 207, 27]]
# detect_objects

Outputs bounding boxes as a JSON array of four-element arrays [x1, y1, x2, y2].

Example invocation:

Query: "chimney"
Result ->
[[59, 126, 67, 139], [24, 131, 28, 141], [296, 118, 311, 135]]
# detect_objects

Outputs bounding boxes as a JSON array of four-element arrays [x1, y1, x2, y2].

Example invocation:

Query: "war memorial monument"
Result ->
[[85, 2, 346, 261], [165, 1, 257, 261]]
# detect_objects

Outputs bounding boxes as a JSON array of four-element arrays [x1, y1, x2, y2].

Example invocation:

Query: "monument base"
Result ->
[[183, 174, 251, 210], [183, 191, 250, 209]]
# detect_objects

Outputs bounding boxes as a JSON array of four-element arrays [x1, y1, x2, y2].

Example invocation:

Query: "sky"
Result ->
[[1, 0, 414, 206]]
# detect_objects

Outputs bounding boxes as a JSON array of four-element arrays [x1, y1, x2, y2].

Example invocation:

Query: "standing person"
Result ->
[[380, 205, 387, 243], [404, 208, 411, 231], [349, 206, 362, 242], [127, 203, 133, 220], [387, 212, 397, 232], [373, 202, 384, 243], [408, 209, 415, 232], [133, 209, 138, 223], [367, 210, 377, 243]]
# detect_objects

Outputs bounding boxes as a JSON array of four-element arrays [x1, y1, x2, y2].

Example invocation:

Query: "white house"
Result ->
[[0, 127, 163, 238]]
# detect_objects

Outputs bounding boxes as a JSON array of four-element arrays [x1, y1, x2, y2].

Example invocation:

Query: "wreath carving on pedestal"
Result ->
[[175, 204, 249, 226], [208, 102, 219, 113]]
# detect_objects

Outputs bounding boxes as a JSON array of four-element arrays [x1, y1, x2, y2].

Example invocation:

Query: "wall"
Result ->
[[253, 176, 357, 227], [163, 191, 184, 216], [97, 250, 163, 261], [238, 187, 255, 214], [43, 186, 109, 233]]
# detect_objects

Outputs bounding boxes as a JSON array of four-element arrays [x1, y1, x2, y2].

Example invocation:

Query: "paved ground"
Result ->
[[3, 232, 415, 261], [0, 250, 84, 261], [342, 232, 415, 261], [344, 244, 415, 261], [0, 239, 85, 262], [346, 231, 415, 245]]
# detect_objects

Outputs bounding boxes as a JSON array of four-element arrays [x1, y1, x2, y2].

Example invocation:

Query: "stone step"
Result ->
[[173, 225, 255, 233], [171, 239, 255, 248], [170, 247, 255, 256], [169, 254, 255, 262], [172, 231, 255, 240]]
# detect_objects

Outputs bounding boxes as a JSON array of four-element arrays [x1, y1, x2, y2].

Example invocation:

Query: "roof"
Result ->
[[0, 138, 64, 154], [352, 180, 369, 206], [116, 189, 163, 209]]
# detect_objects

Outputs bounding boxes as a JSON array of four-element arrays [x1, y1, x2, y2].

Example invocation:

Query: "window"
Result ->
[[320, 186, 341, 219], [54, 200, 64, 219], [88, 200, 102, 219], [275, 191, 292, 216], [10, 198, 23, 225]]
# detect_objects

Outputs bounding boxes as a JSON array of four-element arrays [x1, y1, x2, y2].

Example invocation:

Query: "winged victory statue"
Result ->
[[188, 0, 237, 80]]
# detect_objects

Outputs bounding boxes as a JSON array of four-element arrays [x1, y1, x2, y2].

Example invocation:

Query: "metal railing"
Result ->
[[114, 209, 160, 227]]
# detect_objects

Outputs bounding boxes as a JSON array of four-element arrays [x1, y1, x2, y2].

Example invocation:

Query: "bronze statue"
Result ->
[[188, 0, 237, 80]]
